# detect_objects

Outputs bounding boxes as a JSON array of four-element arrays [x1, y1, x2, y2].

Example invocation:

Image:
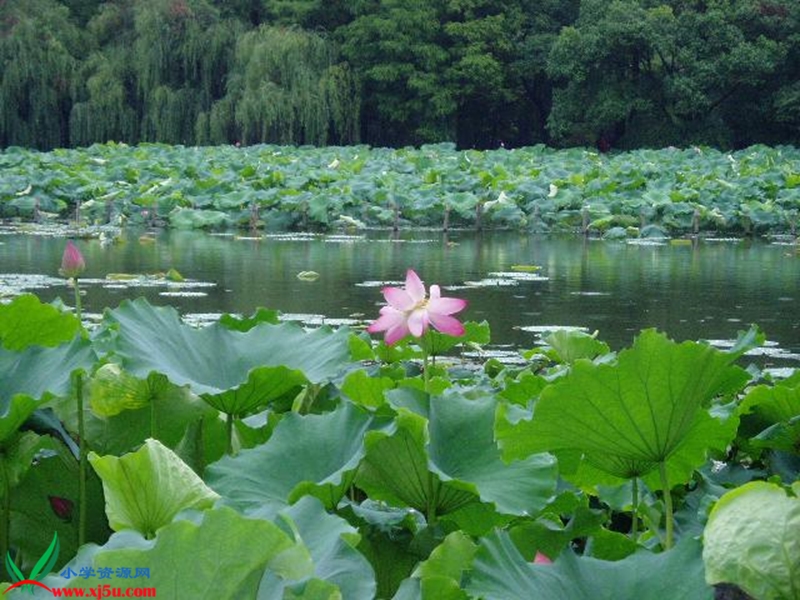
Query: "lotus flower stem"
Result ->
[[423, 352, 430, 393], [630, 477, 639, 539], [1, 459, 10, 565], [76, 372, 87, 548], [659, 463, 673, 550]]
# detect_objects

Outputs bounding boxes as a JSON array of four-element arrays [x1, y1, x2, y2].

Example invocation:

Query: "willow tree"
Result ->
[[0, 0, 85, 149], [131, 0, 240, 144], [69, 49, 139, 147], [209, 26, 359, 146]]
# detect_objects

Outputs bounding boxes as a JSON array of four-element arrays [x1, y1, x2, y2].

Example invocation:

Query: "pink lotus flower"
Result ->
[[533, 551, 553, 565], [367, 269, 467, 345], [60, 241, 85, 278]]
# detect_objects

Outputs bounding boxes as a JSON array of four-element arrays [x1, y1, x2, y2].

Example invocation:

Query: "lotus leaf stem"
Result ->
[[1, 456, 10, 564], [631, 476, 639, 539], [76, 373, 86, 548], [659, 463, 673, 550], [226, 413, 234, 456]]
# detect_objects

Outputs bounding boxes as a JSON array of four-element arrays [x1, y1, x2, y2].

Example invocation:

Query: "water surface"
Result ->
[[1, 229, 798, 369]]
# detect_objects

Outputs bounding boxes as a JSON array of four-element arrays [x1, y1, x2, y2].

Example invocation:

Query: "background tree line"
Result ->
[[1, 0, 798, 150]]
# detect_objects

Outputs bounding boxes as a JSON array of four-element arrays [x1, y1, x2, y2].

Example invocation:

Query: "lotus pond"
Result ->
[[1, 227, 799, 372], [1, 222, 799, 599]]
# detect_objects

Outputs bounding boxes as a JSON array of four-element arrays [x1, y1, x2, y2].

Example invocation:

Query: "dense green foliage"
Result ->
[[2, 142, 799, 235], [1, 0, 798, 150], [0, 293, 797, 598]]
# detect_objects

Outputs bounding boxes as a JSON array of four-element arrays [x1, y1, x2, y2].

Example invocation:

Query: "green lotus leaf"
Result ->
[[498, 329, 749, 484], [258, 497, 376, 599], [738, 381, 800, 453], [103, 298, 351, 416], [543, 329, 611, 364], [703, 481, 800, 600], [0, 338, 94, 443], [341, 370, 395, 409], [358, 391, 556, 522], [416, 321, 491, 356], [393, 531, 476, 600], [0, 294, 80, 351], [206, 402, 376, 515], [358, 404, 475, 519], [53, 369, 220, 460], [427, 391, 557, 518], [9, 438, 109, 574], [467, 530, 712, 599], [36, 507, 299, 599], [0, 337, 94, 407], [89, 363, 152, 417], [169, 207, 230, 229], [89, 438, 220, 538]]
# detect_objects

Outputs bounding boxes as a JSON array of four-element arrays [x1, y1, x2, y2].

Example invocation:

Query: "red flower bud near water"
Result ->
[[60, 241, 85, 278], [48, 495, 74, 522]]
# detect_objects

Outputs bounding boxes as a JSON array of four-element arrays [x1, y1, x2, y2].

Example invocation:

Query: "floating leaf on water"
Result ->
[[296, 271, 320, 281], [510, 265, 542, 272], [106, 273, 141, 281], [165, 268, 184, 282], [138, 235, 156, 244]]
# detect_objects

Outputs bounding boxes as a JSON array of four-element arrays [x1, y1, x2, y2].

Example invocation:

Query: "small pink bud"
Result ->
[[533, 551, 552, 564], [60, 241, 85, 278], [48, 495, 74, 521]]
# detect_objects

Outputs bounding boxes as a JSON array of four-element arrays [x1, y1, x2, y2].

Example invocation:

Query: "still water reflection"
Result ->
[[1, 230, 798, 367]]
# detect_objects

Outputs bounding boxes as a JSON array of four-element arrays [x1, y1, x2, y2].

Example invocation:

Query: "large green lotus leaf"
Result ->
[[427, 392, 557, 517], [0, 294, 80, 351], [103, 298, 351, 415], [89, 363, 153, 416], [258, 497, 376, 599], [206, 402, 376, 514], [498, 329, 748, 481], [467, 530, 712, 600], [0, 337, 94, 406], [9, 438, 109, 574], [53, 370, 221, 460], [30, 507, 299, 600], [89, 438, 220, 537], [357, 407, 475, 519], [703, 481, 800, 600], [0, 338, 94, 443]]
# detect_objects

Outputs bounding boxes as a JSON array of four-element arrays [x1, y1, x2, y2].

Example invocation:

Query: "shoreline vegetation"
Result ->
[[1, 143, 799, 238], [2, 1, 799, 152]]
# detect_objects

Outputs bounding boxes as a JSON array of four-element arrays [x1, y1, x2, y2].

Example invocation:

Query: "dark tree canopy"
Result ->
[[0, 0, 798, 150]]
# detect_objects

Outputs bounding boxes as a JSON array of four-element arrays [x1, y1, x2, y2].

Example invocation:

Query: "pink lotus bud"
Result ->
[[60, 241, 85, 278], [48, 495, 74, 521], [533, 551, 552, 564]]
